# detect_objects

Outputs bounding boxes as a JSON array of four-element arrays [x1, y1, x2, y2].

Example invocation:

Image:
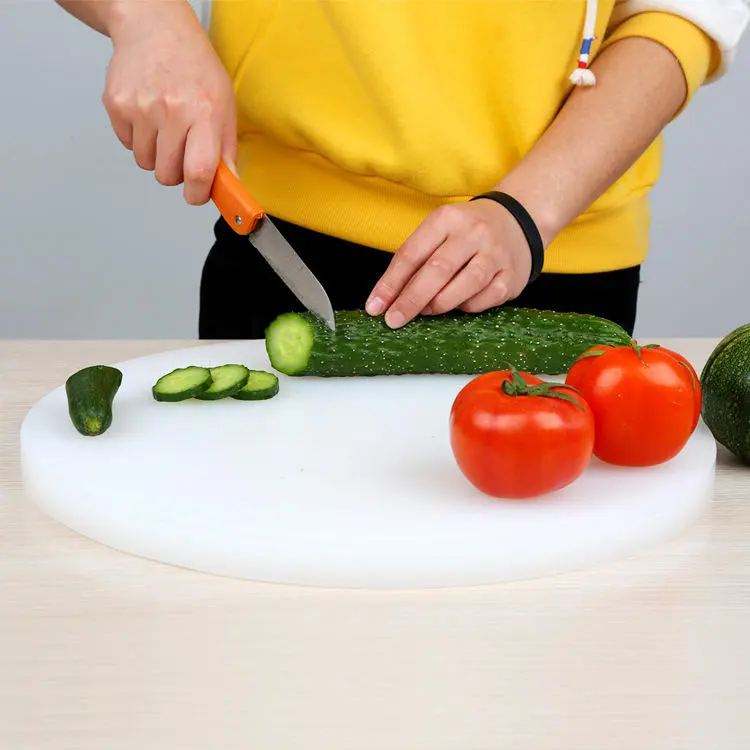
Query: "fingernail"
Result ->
[[366, 296, 386, 315], [423, 305, 433, 315], [386, 310, 405, 328]]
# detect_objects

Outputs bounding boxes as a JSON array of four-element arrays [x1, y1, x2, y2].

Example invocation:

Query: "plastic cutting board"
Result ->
[[20, 340, 717, 588]]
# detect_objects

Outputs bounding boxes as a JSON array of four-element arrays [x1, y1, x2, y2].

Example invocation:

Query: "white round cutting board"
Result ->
[[20, 340, 716, 589]]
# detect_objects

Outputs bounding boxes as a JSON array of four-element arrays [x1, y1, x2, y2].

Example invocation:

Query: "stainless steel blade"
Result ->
[[249, 218, 336, 331]]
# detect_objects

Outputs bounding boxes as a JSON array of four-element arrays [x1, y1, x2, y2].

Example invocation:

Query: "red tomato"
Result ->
[[449, 369, 595, 499], [565, 344, 699, 467], [647, 345, 702, 431]]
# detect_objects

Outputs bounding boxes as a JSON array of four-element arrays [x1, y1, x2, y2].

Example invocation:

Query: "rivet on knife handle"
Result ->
[[210, 160, 265, 235]]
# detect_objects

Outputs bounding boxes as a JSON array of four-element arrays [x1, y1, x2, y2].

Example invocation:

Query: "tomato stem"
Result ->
[[576, 342, 697, 388], [500, 368, 585, 410], [576, 341, 647, 365]]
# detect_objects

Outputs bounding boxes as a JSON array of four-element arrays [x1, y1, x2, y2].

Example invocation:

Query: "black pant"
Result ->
[[199, 217, 640, 339]]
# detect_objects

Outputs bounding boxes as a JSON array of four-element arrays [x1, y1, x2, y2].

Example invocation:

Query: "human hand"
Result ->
[[103, 0, 237, 204], [365, 199, 536, 328]]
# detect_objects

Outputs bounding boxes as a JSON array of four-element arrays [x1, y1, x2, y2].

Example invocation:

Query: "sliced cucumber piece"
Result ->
[[67, 364, 123, 434], [153, 366, 212, 402], [265, 312, 316, 376], [194, 364, 249, 400], [232, 370, 279, 401]]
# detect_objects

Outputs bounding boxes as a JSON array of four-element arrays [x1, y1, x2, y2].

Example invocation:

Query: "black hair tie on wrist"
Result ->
[[470, 191, 544, 284]]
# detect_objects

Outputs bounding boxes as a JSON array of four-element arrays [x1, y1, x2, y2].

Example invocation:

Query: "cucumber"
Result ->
[[265, 307, 633, 377], [232, 370, 279, 400], [152, 366, 213, 402], [65, 364, 123, 436], [700, 323, 750, 465], [194, 364, 249, 400]]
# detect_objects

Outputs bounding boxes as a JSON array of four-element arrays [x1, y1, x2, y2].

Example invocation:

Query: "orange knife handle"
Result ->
[[210, 161, 264, 235]]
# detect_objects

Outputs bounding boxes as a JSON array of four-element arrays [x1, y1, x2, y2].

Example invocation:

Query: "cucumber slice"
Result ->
[[232, 370, 279, 400], [265, 313, 316, 376], [194, 364, 249, 400], [153, 366, 212, 402]]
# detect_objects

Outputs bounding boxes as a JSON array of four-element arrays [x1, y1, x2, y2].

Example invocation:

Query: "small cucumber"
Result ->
[[232, 370, 279, 400], [194, 364, 250, 400], [153, 366, 212, 402], [65, 364, 123, 436]]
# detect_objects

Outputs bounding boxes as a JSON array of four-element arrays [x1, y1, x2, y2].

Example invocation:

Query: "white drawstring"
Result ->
[[570, 0, 599, 86]]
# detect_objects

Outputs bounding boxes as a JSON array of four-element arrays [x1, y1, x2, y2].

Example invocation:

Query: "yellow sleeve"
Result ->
[[601, 11, 721, 113]]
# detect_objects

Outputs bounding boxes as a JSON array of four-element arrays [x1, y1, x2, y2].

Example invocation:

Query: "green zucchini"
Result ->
[[65, 364, 123, 436], [152, 366, 212, 402], [265, 307, 633, 377], [700, 323, 750, 465], [194, 364, 249, 400], [232, 370, 279, 400]]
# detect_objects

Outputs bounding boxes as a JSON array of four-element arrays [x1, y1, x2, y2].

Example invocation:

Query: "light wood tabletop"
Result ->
[[1, 338, 748, 750]]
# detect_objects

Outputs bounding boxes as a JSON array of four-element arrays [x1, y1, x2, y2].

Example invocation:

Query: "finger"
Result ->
[[365, 209, 454, 316], [459, 271, 512, 313], [102, 86, 134, 150], [422, 253, 497, 315], [182, 117, 222, 205], [131, 117, 158, 171], [108, 110, 133, 151], [154, 122, 188, 187], [221, 98, 239, 173], [384, 235, 477, 328]]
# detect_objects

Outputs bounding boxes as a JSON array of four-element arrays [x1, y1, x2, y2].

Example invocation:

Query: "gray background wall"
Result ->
[[0, 0, 747, 340]]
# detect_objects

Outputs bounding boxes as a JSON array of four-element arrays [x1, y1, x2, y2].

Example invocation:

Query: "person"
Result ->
[[57, 0, 747, 338]]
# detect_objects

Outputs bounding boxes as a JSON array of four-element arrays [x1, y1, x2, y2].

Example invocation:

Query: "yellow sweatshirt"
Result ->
[[208, 0, 716, 274]]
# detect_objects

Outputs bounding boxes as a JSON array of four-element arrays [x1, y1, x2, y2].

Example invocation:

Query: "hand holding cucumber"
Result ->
[[365, 198, 535, 328], [101, 0, 237, 205]]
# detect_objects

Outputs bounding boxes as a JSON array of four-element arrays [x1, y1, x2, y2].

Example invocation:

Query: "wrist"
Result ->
[[107, 0, 194, 41], [470, 191, 545, 284], [491, 172, 570, 250]]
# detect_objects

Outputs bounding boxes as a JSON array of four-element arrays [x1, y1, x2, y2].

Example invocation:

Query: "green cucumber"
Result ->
[[152, 366, 212, 402], [700, 323, 750, 465], [194, 364, 249, 400], [265, 307, 633, 377], [65, 364, 123, 436], [232, 370, 279, 400]]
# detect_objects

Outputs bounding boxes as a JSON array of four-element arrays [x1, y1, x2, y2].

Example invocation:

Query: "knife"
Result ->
[[210, 160, 336, 332]]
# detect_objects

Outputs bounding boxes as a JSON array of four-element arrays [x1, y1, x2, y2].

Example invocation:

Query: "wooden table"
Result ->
[[1, 339, 748, 749]]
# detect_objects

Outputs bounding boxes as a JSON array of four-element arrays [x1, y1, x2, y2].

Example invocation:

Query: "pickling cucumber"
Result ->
[[232, 370, 279, 400], [65, 364, 123, 435], [265, 307, 633, 377], [194, 364, 249, 400], [152, 366, 213, 402]]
